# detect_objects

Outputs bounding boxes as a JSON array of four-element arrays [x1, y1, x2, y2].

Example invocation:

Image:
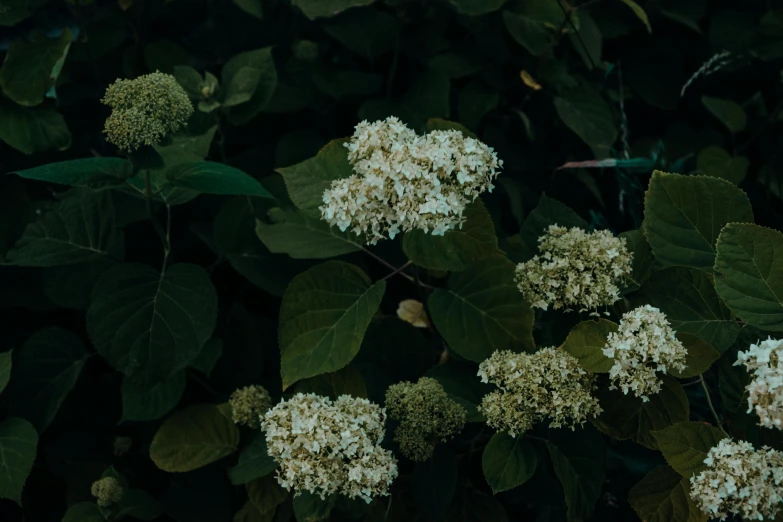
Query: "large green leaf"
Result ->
[[229, 434, 278, 485], [290, 0, 374, 19], [323, 8, 398, 60], [13, 158, 133, 189], [714, 223, 783, 331], [652, 421, 727, 478], [62, 502, 104, 522], [643, 171, 753, 271], [560, 319, 617, 373], [166, 162, 273, 197], [428, 256, 535, 362], [696, 146, 749, 185], [222, 48, 277, 124], [0, 98, 71, 154], [403, 200, 502, 271], [620, 0, 652, 32], [502, 0, 567, 56], [701, 96, 746, 134], [554, 87, 618, 158], [0, 350, 11, 395], [87, 263, 218, 384], [628, 466, 706, 522], [0, 29, 72, 106], [114, 489, 163, 520], [121, 372, 187, 422], [279, 261, 385, 389], [546, 427, 606, 522], [633, 267, 740, 352], [482, 432, 537, 493], [256, 207, 362, 259], [293, 491, 336, 521], [4, 189, 120, 267], [0, 417, 38, 505], [671, 334, 720, 378], [7, 327, 87, 431], [450, 0, 506, 15], [150, 404, 240, 472], [620, 229, 654, 292], [277, 139, 353, 218], [43, 259, 119, 310], [516, 194, 587, 262]]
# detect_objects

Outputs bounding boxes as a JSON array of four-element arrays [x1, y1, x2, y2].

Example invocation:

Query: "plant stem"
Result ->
[[144, 170, 171, 265], [700, 375, 729, 437], [382, 260, 413, 281], [360, 247, 434, 289]]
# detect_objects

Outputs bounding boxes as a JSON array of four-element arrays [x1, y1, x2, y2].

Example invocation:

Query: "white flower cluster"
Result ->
[[602, 305, 687, 401], [261, 393, 397, 503], [319, 117, 502, 244], [515, 226, 632, 314], [477, 348, 602, 437], [690, 439, 783, 521], [736, 337, 783, 430]]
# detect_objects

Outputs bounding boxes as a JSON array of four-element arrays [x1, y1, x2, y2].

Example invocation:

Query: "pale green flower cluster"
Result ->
[[515, 225, 632, 315], [101, 71, 193, 152], [261, 393, 397, 503], [477, 348, 602, 437], [385, 377, 466, 461], [736, 337, 783, 430], [91, 477, 124, 508], [690, 439, 783, 521], [230, 385, 273, 429]]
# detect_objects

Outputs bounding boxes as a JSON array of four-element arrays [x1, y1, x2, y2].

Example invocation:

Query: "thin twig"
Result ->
[[382, 260, 413, 281], [700, 375, 729, 437], [556, 0, 597, 70], [144, 171, 171, 267], [361, 247, 434, 289]]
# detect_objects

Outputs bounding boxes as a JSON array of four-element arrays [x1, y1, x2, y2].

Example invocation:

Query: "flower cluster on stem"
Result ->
[[735, 337, 783, 430]]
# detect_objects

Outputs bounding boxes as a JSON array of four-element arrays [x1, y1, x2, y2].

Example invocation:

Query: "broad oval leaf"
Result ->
[[150, 404, 240, 472], [714, 223, 783, 331], [279, 261, 385, 389], [0, 417, 38, 505], [229, 434, 278, 485], [166, 161, 273, 197], [643, 171, 753, 271], [482, 432, 537, 493], [428, 255, 535, 362], [702, 96, 746, 134], [560, 319, 618, 373], [651, 421, 727, 478], [13, 158, 133, 188], [247, 475, 288, 515], [87, 263, 218, 384], [671, 334, 720, 378], [293, 491, 336, 521], [256, 207, 362, 259], [62, 502, 104, 522], [0, 99, 71, 155], [620, 229, 654, 293], [628, 466, 706, 522], [554, 87, 618, 158], [121, 372, 187, 422], [697, 146, 749, 185], [222, 47, 277, 125]]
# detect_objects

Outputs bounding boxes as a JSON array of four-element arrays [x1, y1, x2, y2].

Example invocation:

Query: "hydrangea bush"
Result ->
[[1, 1, 783, 522]]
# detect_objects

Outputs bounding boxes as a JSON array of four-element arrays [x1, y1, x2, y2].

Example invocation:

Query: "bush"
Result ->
[[1, 1, 782, 521]]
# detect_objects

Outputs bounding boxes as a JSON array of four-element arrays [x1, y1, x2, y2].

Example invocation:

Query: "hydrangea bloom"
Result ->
[[261, 393, 397, 503], [602, 305, 687, 401], [515, 225, 632, 315], [690, 439, 783, 521], [319, 117, 502, 244], [735, 337, 783, 430], [101, 71, 193, 152], [477, 348, 602, 437], [91, 477, 124, 507], [230, 385, 273, 429], [385, 377, 466, 461]]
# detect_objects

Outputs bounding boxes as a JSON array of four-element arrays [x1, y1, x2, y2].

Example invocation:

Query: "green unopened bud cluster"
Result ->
[[385, 377, 466, 461], [230, 385, 272, 428], [101, 71, 193, 152], [91, 477, 124, 508]]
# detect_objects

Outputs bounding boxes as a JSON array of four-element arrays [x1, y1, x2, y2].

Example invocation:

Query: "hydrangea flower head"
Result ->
[[91, 476, 124, 507], [602, 305, 687, 401], [477, 348, 602, 437], [261, 393, 397, 503], [385, 377, 466, 461], [101, 71, 193, 152], [230, 385, 273, 429], [319, 117, 502, 244], [690, 439, 783, 521], [515, 225, 632, 315], [735, 337, 783, 430]]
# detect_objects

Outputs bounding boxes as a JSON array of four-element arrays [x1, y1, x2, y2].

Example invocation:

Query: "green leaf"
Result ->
[[62, 502, 104, 522], [0, 417, 37, 505], [403, 200, 502, 271], [482, 432, 537, 493], [121, 372, 186, 422], [554, 87, 618, 158], [652, 421, 727, 477], [428, 255, 535, 362], [620, 0, 652, 32], [7, 327, 87, 431], [234, 0, 263, 19], [426, 363, 492, 423], [150, 404, 240, 472], [628, 466, 707, 522], [229, 434, 278, 485], [633, 267, 740, 353], [222, 48, 277, 124], [516, 194, 588, 262], [560, 319, 618, 373], [643, 171, 753, 271], [619, 230, 654, 292], [449, 0, 506, 15], [546, 427, 606, 522], [190, 338, 223, 377], [290, 0, 375, 19], [445, 488, 509, 522], [413, 446, 457, 522], [359, 72, 451, 131], [293, 492, 336, 521], [593, 375, 690, 449], [247, 475, 288, 515], [42, 259, 119, 310], [256, 207, 362, 259], [714, 223, 783, 331], [323, 8, 399, 60], [0, 29, 72, 106], [295, 365, 368, 399], [672, 334, 721, 378], [235, 501, 274, 522], [0, 350, 11, 395], [13, 158, 132, 189], [502, 0, 567, 56], [0, 98, 71, 155], [279, 261, 385, 389], [87, 263, 218, 384], [702, 96, 747, 134], [277, 139, 353, 218], [696, 146, 749, 185], [166, 161, 272, 197], [115, 489, 163, 521]]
